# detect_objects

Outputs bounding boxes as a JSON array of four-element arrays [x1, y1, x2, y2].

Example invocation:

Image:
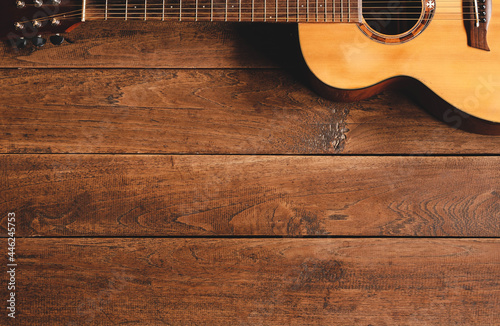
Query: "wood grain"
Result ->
[[1, 238, 498, 325], [344, 91, 500, 154], [0, 22, 298, 68], [1, 17, 499, 326], [1, 69, 499, 155], [2, 155, 498, 237], [0, 69, 349, 154]]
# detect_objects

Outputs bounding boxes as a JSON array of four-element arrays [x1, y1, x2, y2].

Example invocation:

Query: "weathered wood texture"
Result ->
[[1, 69, 499, 154], [0, 22, 291, 68], [1, 238, 498, 325], [1, 20, 499, 325], [2, 155, 498, 237]]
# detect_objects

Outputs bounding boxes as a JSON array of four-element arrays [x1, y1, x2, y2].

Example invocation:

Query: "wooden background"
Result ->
[[1, 21, 499, 325]]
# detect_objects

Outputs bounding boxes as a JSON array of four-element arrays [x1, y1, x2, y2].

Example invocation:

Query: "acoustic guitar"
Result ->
[[2, 0, 499, 134]]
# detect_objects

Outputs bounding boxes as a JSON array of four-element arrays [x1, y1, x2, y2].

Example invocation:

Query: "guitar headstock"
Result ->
[[1, 0, 82, 47]]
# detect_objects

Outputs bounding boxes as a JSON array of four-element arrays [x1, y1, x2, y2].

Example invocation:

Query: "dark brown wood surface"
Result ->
[[1, 69, 499, 154], [2, 238, 499, 325], [0, 21, 499, 324], [2, 155, 499, 237]]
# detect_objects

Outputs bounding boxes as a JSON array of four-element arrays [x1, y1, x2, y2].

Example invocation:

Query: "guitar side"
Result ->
[[298, 1, 500, 134]]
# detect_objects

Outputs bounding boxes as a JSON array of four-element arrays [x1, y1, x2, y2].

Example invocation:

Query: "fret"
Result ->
[[239, 0, 252, 21], [143, 0, 164, 19], [266, 0, 280, 22], [196, 0, 212, 21], [310, 0, 313, 22], [189, 0, 199, 21], [319, 0, 324, 22], [332, 0, 335, 22], [275, 0, 278, 22], [341, 0, 343, 22], [211, 0, 214, 21], [83, 0, 99, 20], [329, 0, 333, 22], [211, 0, 225, 21], [306, 0, 309, 21], [83, 0, 361, 23], [163, 0, 180, 20], [315, 0, 317, 22], [286, 0, 289, 21], [183, 0, 198, 21], [325, 0, 328, 22], [327, 0, 330, 22], [334, 0, 339, 22], [340, 0, 345, 22], [312, 0, 317, 22], [340, 0, 343, 21], [295, 0, 299, 21], [226, 0, 240, 21], [331, 0, 334, 22], [264, 0, 267, 22], [83, 0, 87, 21], [295, 0, 298, 22], [354, 0, 361, 22], [251, 0, 254, 22]]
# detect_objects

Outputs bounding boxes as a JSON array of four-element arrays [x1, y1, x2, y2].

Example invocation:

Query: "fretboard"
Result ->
[[84, 0, 361, 23]]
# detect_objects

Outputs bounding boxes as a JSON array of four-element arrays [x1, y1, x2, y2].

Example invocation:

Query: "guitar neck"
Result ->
[[84, 0, 362, 23]]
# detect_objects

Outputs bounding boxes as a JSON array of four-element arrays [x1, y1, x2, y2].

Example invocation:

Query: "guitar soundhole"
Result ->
[[362, 0, 423, 36]]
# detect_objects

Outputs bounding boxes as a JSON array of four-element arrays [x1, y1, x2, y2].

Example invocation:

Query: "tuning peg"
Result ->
[[34, 0, 43, 7], [50, 34, 64, 46], [32, 35, 46, 47], [14, 22, 24, 31], [15, 38, 27, 49]]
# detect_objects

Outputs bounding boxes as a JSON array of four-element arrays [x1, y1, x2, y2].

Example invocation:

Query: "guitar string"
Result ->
[[19, 6, 472, 15], [24, 4, 472, 8], [19, 8, 478, 18], [19, 12, 482, 24], [20, 6, 474, 13], [16, 2, 480, 24], [67, 5, 473, 9], [19, 1, 471, 9], [18, 2, 474, 13]]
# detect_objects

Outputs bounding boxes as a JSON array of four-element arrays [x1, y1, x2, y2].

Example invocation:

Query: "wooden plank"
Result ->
[[345, 92, 500, 154], [0, 22, 295, 68], [0, 69, 348, 154], [1, 238, 498, 324], [1, 69, 499, 154], [2, 155, 498, 237]]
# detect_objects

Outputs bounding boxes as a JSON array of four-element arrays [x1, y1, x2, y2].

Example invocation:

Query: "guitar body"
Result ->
[[299, 1, 500, 134]]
